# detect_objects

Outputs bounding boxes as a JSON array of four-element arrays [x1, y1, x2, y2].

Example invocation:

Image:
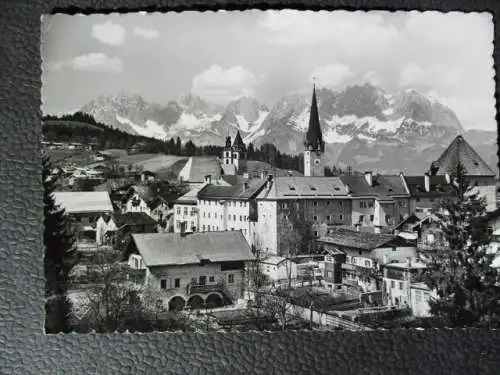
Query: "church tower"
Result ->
[[232, 130, 245, 172], [223, 135, 233, 166], [304, 84, 325, 177]]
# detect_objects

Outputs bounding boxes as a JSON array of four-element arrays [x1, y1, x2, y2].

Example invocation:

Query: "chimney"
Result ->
[[424, 172, 430, 192], [266, 174, 273, 189], [243, 182, 249, 191], [445, 173, 451, 184], [204, 175, 212, 184], [180, 221, 187, 237], [406, 257, 412, 269], [364, 171, 373, 186]]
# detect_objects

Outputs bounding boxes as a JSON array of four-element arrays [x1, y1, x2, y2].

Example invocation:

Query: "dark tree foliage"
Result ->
[[424, 162, 500, 328], [281, 199, 321, 256], [43, 154, 78, 333]]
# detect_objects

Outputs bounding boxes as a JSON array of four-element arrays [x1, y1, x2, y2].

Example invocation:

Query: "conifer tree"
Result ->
[[43, 155, 78, 332], [424, 162, 500, 327]]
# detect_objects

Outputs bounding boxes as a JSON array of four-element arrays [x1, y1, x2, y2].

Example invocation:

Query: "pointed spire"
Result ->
[[305, 83, 324, 152], [232, 130, 245, 151]]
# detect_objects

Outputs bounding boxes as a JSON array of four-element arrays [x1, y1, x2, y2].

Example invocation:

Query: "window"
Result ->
[[327, 201, 330, 205], [176, 207, 180, 215], [359, 215, 365, 223], [202, 225, 205, 231], [160, 279, 167, 290], [326, 215, 331, 221], [228, 274, 235, 283], [215, 213, 217, 218], [314, 231, 318, 237], [415, 290, 422, 302], [399, 282, 403, 290], [240, 215, 242, 221], [364, 260, 371, 267], [209, 276, 215, 282], [191, 277, 197, 285], [370, 215, 374, 222], [416, 198, 421, 202], [233, 202, 236, 207], [184, 207, 188, 215], [368, 201, 374, 208], [203, 212, 206, 218], [313, 201, 318, 206], [339, 214, 343, 221], [346, 256, 351, 264], [231, 227, 235, 231], [208, 212, 211, 218], [391, 280, 395, 288], [313, 215, 318, 221], [233, 215, 236, 221], [174, 278, 180, 288]]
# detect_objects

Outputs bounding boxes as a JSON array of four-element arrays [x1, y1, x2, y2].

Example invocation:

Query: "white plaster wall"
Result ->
[[255, 201, 278, 254]]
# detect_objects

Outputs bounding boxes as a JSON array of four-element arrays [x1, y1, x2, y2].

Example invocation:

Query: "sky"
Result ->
[[41, 10, 496, 131]]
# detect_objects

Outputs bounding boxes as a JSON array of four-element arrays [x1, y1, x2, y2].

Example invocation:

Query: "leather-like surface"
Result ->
[[1, 1, 500, 374]]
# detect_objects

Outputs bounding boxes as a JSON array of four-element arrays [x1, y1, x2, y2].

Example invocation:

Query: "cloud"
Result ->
[[133, 26, 159, 39], [311, 64, 355, 87], [191, 65, 259, 103], [398, 62, 463, 92], [91, 21, 126, 46], [45, 53, 123, 74], [257, 10, 400, 56], [426, 90, 496, 131]]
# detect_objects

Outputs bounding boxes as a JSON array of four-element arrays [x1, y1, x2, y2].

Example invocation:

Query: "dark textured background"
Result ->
[[1, 1, 500, 374]]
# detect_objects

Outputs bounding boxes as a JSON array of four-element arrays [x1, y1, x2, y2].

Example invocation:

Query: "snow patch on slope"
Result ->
[[116, 115, 167, 140], [323, 128, 352, 144], [328, 115, 404, 133]]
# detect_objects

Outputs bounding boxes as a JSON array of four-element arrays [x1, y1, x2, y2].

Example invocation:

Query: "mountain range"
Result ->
[[79, 83, 497, 175]]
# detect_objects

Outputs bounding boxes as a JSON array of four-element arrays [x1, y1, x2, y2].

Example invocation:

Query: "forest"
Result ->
[[43, 111, 354, 176]]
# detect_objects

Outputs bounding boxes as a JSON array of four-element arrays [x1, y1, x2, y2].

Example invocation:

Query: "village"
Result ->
[[43, 86, 500, 332]]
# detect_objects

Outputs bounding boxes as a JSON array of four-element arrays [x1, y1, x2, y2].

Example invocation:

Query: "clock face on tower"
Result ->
[[314, 159, 321, 165]]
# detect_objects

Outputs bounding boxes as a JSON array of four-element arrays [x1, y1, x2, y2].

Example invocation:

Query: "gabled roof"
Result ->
[[339, 174, 409, 199], [131, 230, 255, 267], [113, 212, 157, 227], [305, 85, 325, 152], [404, 175, 456, 198], [198, 179, 267, 200], [430, 135, 496, 177], [319, 227, 414, 251], [53, 192, 114, 214], [256, 177, 349, 200]]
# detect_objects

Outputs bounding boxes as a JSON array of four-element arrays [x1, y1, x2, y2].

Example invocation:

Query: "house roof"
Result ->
[[178, 156, 222, 183], [238, 160, 302, 179], [339, 174, 409, 199], [384, 261, 427, 270], [256, 177, 349, 200], [404, 175, 456, 198], [113, 212, 157, 227], [94, 178, 136, 193], [318, 227, 413, 251], [174, 182, 209, 205], [430, 135, 496, 177], [131, 230, 255, 267], [198, 179, 267, 200], [53, 192, 114, 214], [262, 255, 288, 265]]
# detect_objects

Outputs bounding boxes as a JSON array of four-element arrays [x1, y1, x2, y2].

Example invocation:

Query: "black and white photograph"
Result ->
[[41, 10, 500, 334]]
